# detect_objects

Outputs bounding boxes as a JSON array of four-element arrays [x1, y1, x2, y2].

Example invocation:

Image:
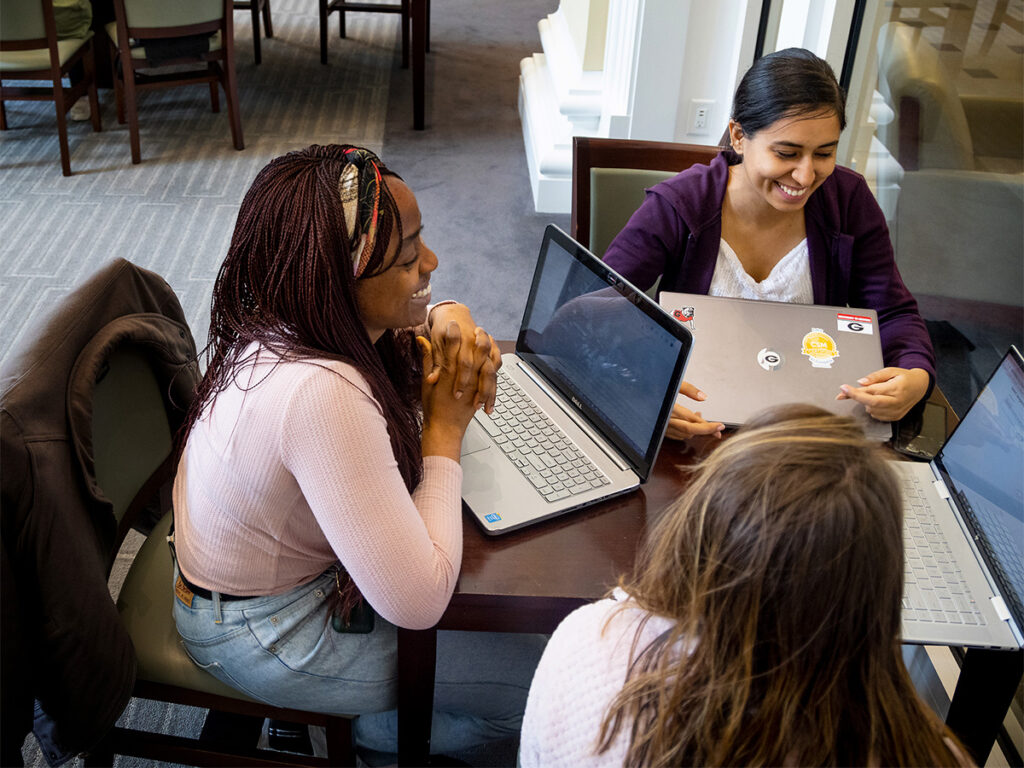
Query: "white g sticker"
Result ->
[[757, 348, 783, 371], [837, 312, 873, 335]]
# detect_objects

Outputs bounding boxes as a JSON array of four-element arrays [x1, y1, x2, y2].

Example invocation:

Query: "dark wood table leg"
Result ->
[[397, 626, 436, 766], [411, 0, 425, 130], [945, 647, 1023, 764]]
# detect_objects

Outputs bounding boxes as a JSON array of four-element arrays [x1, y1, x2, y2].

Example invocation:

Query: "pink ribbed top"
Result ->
[[172, 345, 463, 630]]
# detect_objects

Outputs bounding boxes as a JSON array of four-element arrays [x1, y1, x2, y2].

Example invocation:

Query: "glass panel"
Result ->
[[842, 1, 1023, 414]]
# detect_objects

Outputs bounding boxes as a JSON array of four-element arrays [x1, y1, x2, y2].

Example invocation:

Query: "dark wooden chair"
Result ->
[[69, 262, 356, 767], [233, 0, 273, 65], [571, 136, 720, 259], [107, 0, 244, 164], [0, 0, 102, 176], [319, 0, 429, 67]]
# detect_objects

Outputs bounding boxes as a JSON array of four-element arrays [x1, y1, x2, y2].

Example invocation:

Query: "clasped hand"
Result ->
[[419, 303, 501, 415]]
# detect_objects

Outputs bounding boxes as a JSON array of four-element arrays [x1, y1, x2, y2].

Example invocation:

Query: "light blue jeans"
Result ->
[[172, 567, 547, 756]]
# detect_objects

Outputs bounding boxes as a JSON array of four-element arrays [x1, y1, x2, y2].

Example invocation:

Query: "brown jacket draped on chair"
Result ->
[[0, 260, 198, 762]]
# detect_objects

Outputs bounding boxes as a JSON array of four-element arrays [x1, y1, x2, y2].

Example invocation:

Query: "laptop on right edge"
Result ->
[[897, 346, 1024, 649]]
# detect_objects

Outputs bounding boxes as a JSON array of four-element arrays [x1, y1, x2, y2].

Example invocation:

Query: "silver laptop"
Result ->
[[897, 347, 1024, 649], [659, 291, 891, 439], [460, 225, 693, 535]]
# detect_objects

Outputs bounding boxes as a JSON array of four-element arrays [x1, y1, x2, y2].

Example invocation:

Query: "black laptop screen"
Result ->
[[938, 349, 1024, 623], [515, 227, 692, 478]]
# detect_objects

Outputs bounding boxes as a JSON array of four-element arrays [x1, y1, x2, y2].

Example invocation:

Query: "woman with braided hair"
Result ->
[[521, 404, 971, 767], [171, 144, 545, 760]]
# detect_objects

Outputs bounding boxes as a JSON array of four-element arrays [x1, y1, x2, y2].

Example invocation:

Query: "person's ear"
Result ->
[[728, 120, 745, 155]]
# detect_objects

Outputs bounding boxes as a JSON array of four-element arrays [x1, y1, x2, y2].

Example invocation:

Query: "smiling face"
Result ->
[[354, 177, 437, 342], [729, 110, 841, 214]]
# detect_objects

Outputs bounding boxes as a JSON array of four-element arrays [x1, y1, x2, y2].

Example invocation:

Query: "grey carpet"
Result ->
[[5, 0, 559, 765], [1, 0, 396, 373], [381, 0, 567, 340]]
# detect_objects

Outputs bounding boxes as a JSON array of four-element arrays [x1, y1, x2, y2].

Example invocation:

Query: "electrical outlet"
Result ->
[[689, 99, 714, 135], [694, 105, 709, 130]]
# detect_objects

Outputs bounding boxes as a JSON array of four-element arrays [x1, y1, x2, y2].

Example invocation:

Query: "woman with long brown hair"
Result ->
[[171, 144, 545, 762], [521, 405, 968, 767]]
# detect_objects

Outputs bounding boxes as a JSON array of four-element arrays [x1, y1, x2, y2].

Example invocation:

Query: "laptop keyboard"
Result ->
[[479, 370, 611, 502], [901, 473, 987, 626]]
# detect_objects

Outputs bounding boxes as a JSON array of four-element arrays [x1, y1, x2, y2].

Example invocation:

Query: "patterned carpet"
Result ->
[[0, 0, 396, 372], [4, 3, 396, 766]]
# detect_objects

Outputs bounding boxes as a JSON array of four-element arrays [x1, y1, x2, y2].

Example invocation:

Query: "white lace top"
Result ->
[[708, 237, 813, 304]]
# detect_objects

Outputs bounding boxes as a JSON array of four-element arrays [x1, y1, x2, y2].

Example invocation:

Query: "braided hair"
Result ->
[[180, 144, 423, 619]]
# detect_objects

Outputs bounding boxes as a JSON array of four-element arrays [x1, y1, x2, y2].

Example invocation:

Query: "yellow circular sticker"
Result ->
[[801, 327, 839, 368]]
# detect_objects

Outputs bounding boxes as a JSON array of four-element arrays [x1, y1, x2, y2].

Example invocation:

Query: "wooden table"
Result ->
[[396, 383, 1022, 766]]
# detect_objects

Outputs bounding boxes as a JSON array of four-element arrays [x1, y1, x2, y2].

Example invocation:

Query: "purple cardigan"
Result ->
[[603, 153, 935, 383]]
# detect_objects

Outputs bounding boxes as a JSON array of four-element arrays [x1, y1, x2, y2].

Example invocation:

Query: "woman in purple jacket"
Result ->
[[604, 48, 934, 439]]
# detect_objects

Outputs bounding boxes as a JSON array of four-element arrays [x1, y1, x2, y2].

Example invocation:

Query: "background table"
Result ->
[[397, 377, 1022, 766]]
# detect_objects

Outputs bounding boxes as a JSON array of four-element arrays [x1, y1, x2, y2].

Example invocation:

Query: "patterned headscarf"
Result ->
[[338, 147, 384, 279]]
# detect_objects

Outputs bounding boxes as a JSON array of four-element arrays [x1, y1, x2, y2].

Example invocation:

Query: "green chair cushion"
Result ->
[[589, 167, 676, 259], [105, 22, 222, 57], [117, 511, 262, 702], [0, 32, 92, 72]]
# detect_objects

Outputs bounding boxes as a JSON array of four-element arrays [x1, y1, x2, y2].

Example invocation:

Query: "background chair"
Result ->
[[71, 263, 356, 767], [876, 21, 1023, 174], [571, 136, 720, 259], [108, 0, 244, 164], [233, 0, 273, 65], [0, 0, 101, 176], [319, 0, 429, 67]]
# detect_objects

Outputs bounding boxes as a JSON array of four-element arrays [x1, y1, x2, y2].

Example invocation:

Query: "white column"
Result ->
[[519, 0, 610, 213], [520, 0, 759, 213], [598, 0, 641, 138]]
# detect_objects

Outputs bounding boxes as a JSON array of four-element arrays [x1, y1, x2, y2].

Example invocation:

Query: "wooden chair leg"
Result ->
[[262, 0, 273, 37], [85, 46, 102, 132], [223, 61, 244, 150], [425, 0, 430, 53], [111, 44, 125, 124], [319, 0, 329, 64], [53, 79, 72, 176], [0, 94, 7, 131], [324, 718, 354, 766], [123, 62, 141, 164], [115, 78, 124, 124], [339, 3, 346, 39], [250, 1, 262, 64], [401, 0, 409, 69]]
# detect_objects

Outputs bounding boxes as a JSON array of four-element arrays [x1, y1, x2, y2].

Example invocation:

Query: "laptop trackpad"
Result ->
[[460, 419, 492, 457]]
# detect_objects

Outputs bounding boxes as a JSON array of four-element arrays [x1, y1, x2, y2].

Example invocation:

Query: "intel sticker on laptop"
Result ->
[[484, 513, 502, 523]]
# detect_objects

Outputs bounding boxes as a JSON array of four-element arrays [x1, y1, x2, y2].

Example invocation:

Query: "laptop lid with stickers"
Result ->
[[659, 292, 890, 439]]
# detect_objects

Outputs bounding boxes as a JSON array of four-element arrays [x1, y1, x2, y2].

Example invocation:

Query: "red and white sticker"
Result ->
[[837, 313, 873, 335]]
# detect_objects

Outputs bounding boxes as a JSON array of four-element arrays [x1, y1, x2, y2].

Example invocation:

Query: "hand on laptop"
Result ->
[[424, 302, 501, 414], [665, 382, 726, 440], [836, 367, 930, 422]]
